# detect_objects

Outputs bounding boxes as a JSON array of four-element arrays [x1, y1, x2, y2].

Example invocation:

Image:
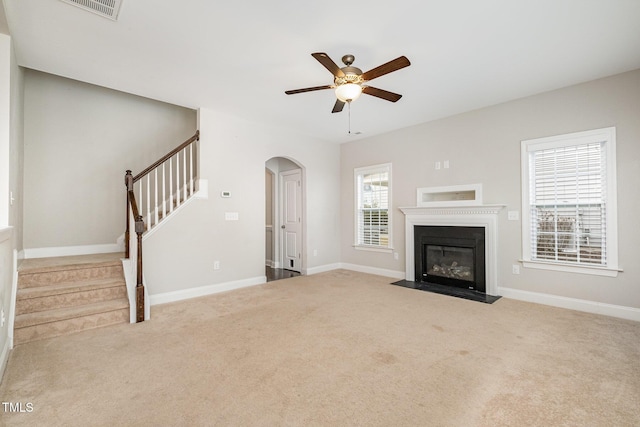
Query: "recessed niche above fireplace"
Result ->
[[417, 183, 483, 207]]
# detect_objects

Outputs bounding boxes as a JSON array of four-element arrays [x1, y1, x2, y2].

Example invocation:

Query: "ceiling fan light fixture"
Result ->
[[335, 83, 363, 102]]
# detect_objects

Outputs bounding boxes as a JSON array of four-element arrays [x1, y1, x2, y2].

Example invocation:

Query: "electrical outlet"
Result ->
[[443, 160, 450, 169], [214, 261, 220, 270], [225, 212, 239, 221], [435, 161, 441, 170], [508, 211, 519, 221], [512, 264, 520, 275]]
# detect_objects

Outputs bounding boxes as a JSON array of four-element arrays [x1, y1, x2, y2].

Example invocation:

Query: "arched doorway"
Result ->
[[265, 157, 305, 282]]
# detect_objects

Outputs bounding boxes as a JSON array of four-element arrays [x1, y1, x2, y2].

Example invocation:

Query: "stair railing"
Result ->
[[124, 130, 200, 322]]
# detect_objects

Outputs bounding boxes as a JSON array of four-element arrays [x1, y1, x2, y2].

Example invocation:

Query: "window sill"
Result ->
[[354, 245, 393, 254], [521, 259, 622, 277]]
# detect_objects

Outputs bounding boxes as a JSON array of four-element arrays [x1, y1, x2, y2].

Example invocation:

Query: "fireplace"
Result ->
[[414, 226, 486, 293], [400, 202, 504, 297]]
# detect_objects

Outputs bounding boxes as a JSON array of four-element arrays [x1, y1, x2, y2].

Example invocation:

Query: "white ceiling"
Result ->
[[3, 0, 640, 144]]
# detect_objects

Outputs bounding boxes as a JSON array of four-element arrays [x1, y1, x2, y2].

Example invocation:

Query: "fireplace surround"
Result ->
[[400, 205, 504, 296]]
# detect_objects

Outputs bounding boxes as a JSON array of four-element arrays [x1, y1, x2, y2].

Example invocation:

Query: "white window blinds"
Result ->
[[355, 164, 391, 248], [521, 126, 619, 276], [529, 142, 606, 265]]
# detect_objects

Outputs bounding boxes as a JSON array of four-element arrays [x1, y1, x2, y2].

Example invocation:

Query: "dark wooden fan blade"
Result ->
[[312, 52, 345, 78], [285, 85, 333, 95], [362, 86, 403, 102], [332, 99, 345, 113], [361, 56, 410, 81]]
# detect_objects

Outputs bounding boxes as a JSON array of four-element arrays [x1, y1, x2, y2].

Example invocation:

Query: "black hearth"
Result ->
[[414, 226, 486, 293]]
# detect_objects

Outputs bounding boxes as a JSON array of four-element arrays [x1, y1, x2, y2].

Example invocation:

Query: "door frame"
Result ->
[[265, 158, 306, 274], [280, 168, 303, 273]]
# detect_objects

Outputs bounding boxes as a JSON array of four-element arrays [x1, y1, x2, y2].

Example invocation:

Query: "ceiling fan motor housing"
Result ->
[[335, 67, 364, 86]]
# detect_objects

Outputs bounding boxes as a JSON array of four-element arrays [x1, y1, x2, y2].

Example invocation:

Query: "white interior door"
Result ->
[[281, 169, 302, 272]]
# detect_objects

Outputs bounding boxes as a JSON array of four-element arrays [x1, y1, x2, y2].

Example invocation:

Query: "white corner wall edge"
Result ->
[[149, 276, 266, 306], [499, 286, 640, 322], [23, 243, 123, 259], [0, 337, 9, 384], [0, 228, 15, 382], [120, 257, 147, 323]]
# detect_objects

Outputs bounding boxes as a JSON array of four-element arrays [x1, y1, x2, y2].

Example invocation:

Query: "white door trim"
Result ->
[[280, 168, 303, 273]]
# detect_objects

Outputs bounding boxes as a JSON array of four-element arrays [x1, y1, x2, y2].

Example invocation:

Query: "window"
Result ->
[[521, 127, 619, 276], [354, 163, 392, 251]]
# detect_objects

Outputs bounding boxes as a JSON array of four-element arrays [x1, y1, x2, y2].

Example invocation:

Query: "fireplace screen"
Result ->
[[425, 245, 474, 282]]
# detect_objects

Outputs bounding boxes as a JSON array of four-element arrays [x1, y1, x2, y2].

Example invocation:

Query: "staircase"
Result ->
[[14, 253, 130, 345]]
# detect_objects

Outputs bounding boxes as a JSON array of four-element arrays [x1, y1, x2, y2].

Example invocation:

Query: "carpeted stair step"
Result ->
[[14, 253, 131, 345], [18, 259, 125, 289], [15, 278, 127, 315], [14, 298, 129, 345]]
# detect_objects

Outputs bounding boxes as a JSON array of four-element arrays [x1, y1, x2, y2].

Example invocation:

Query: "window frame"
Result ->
[[520, 127, 620, 277], [354, 163, 393, 252]]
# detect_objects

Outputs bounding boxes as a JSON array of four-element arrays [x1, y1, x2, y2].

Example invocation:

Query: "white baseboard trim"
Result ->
[[339, 263, 405, 280], [149, 276, 266, 306], [498, 286, 640, 322], [306, 263, 342, 276], [23, 243, 123, 259]]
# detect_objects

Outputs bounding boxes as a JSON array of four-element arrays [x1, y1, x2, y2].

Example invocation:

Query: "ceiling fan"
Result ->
[[285, 52, 411, 113]]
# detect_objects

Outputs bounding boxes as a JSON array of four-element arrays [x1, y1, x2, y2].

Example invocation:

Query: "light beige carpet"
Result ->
[[1, 270, 639, 426]]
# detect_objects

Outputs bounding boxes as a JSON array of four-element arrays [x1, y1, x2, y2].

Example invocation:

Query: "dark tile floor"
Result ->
[[265, 266, 301, 282], [391, 280, 502, 304]]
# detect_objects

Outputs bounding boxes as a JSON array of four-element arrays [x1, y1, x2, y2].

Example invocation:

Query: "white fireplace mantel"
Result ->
[[399, 205, 505, 296]]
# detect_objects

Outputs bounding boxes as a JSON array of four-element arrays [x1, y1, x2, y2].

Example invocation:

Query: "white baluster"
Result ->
[[154, 168, 159, 227], [189, 142, 194, 195], [146, 175, 151, 227], [175, 152, 181, 208], [169, 157, 173, 213], [138, 180, 142, 216], [162, 162, 166, 220], [183, 147, 187, 197]]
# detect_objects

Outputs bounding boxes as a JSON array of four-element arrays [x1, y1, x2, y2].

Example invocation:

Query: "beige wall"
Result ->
[[23, 71, 197, 250], [143, 109, 341, 296], [341, 69, 640, 309]]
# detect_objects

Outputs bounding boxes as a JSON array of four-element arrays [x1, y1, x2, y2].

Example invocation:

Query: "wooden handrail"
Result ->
[[124, 130, 199, 323], [133, 131, 199, 182]]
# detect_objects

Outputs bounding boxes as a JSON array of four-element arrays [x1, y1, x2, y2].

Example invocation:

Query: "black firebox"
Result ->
[[414, 226, 486, 293]]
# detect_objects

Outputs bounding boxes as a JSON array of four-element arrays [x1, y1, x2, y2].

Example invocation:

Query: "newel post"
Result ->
[[124, 170, 133, 259], [135, 214, 145, 323]]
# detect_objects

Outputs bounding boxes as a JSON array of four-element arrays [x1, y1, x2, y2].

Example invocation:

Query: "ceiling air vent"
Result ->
[[60, 0, 123, 21]]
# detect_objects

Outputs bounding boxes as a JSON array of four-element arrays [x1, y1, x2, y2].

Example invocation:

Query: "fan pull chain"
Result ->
[[348, 101, 351, 134]]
